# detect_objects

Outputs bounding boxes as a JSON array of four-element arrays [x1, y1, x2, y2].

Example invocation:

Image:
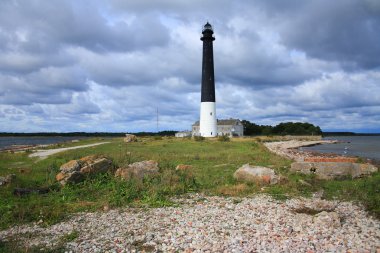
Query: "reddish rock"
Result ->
[[233, 164, 278, 185], [56, 156, 112, 186], [261, 175, 271, 184], [55, 172, 65, 181], [60, 160, 81, 173], [115, 160, 159, 181]]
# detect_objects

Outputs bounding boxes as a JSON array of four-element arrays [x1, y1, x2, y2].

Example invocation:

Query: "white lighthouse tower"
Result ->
[[199, 22, 217, 137]]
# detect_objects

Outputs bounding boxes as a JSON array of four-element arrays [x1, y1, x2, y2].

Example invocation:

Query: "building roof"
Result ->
[[192, 119, 241, 126]]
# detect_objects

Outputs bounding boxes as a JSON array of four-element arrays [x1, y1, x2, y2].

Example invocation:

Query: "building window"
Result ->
[[210, 112, 212, 116], [211, 132, 212, 135]]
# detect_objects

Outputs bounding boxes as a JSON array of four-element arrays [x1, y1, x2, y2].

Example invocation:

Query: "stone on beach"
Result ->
[[56, 155, 113, 186], [313, 211, 341, 229], [115, 160, 159, 181], [287, 197, 338, 214], [234, 164, 278, 184]]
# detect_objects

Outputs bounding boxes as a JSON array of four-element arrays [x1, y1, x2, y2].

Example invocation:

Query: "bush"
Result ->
[[218, 135, 230, 142], [193, 136, 205, 141]]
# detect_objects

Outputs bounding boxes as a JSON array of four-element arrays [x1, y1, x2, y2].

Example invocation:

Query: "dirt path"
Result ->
[[29, 142, 110, 159]]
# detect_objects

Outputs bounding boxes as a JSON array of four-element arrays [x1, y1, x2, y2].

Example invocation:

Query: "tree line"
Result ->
[[241, 120, 322, 136]]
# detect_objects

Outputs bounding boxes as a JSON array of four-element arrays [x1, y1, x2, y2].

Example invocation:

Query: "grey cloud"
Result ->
[[256, 0, 380, 69], [0, 0, 169, 55]]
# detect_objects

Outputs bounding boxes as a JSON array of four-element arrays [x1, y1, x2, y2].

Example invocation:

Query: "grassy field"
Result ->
[[0, 136, 379, 231]]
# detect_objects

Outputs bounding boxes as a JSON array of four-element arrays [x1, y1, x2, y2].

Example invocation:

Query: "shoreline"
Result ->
[[264, 139, 380, 166], [264, 140, 340, 162]]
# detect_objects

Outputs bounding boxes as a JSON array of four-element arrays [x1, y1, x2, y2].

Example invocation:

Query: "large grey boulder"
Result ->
[[115, 160, 159, 181], [234, 164, 278, 184], [290, 162, 377, 180], [56, 155, 113, 186]]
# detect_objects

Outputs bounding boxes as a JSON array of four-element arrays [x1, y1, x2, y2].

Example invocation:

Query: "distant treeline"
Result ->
[[242, 120, 322, 136], [0, 131, 177, 137]]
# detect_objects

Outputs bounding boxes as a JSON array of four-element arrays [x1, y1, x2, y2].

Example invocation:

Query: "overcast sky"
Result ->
[[1, 0, 379, 133]]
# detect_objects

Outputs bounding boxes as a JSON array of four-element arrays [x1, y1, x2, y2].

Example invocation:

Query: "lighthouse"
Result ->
[[199, 22, 217, 137]]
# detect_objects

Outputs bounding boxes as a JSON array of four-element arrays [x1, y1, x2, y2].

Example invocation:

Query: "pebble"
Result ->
[[0, 194, 379, 252]]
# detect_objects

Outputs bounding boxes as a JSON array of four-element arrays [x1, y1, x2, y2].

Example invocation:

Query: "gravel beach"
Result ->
[[1, 194, 379, 252]]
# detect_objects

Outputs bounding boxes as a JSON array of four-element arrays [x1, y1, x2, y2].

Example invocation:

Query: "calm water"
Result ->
[[0, 136, 87, 150], [302, 136, 380, 160]]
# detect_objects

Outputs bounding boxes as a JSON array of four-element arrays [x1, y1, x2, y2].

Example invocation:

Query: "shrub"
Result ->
[[193, 136, 205, 141], [218, 135, 230, 142]]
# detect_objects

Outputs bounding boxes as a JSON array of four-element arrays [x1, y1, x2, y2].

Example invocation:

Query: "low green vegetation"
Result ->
[[218, 135, 230, 142], [0, 137, 379, 232]]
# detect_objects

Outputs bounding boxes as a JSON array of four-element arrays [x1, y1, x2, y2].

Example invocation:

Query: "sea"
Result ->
[[0, 136, 87, 150], [302, 136, 380, 161]]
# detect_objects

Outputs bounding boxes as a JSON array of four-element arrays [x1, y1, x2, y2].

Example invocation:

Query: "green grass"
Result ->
[[0, 136, 379, 232]]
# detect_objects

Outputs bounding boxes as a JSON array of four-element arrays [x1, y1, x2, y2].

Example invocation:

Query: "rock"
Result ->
[[233, 164, 278, 184], [313, 211, 341, 229], [64, 171, 85, 185], [55, 172, 65, 182], [0, 174, 16, 186], [351, 163, 378, 178], [115, 160, 159, 181], [0, 177, 7, 186], [56, 156, 113, 186], [312, 190, 324, 199], [287, 198, 337, 214], [60, 160, 81, 173], [124, 134, 137, 143], [80, 157, 112, 174], [176, 164, 193, 171], [290, 162, 378, 180]]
